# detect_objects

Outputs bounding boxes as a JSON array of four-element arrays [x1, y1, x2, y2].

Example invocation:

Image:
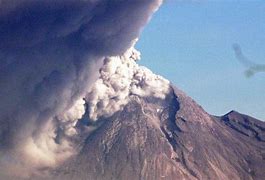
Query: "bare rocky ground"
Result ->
[[41, 86, 265, 180]]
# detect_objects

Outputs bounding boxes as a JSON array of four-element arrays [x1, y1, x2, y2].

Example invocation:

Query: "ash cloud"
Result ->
[[86, 44, 170, 120], [0, 0, 162, 178]]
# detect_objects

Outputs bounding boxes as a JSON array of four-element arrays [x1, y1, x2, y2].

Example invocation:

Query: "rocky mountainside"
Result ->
[[2, 1, 264, 180], [36, 86, 265, 180]]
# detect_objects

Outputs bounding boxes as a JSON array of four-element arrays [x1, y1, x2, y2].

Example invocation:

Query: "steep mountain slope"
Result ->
[[2, 1, 264, 180], [40, 86, 265, 180]]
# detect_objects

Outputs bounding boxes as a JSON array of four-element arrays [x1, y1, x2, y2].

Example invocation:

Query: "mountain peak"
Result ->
[[43, 84, 265, 180], [227, 110, 239, 115]]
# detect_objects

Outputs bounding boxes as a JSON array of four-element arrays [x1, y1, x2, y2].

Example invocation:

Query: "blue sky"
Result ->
[[136, 0, 265, 120]]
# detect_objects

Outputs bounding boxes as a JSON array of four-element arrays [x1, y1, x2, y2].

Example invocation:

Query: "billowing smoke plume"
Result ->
[[86, 44, 170, 120], [0, 0, 163, 178]]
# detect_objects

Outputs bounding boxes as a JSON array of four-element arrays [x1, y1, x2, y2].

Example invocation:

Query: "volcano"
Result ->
[[35, 86, 265, 180], [2, 48, 265, 180], [0, 1, 264, 180]]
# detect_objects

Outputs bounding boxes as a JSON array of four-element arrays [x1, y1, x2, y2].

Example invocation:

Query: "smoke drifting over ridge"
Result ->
[[0, 0, 163, 177], [86, 45, 170, 120]]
